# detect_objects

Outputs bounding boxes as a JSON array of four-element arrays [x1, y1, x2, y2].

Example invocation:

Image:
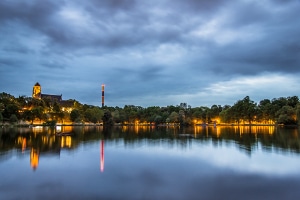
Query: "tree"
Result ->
[[3, 104, 20, 119], [31, 98, 45, 108], [9, 114, 18, 123], [257, 99, 272, 123], [23, 110, 34, 124], [166, 118, 170, 124], [0, 92, 16, 106], [53, 101, 61, 113], [169, 111, 179, 123], [84, 107, 103, 123], [32, 106, 44, 122], [91, 108, 103, 123], [287, 96, 299, 108], [276, 106, 296, 125], [208, 105, 222, 122], [231, 96, 257, 124], [102, 110, 114, 126], [166, 105, 179, 113], [112, 110, 121, 123], [70, 109, 81, 122], [179, 110, 186, 126], [154, 115, 163, 125], [180, 103, 188, 110], [297, 104, 300, 125], [0, 103, 4, 113], [0, 112, 3, 123], [220, 107, 233, 123]]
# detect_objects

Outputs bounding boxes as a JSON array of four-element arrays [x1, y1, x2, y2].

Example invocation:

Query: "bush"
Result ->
[[9, 114, 18, 123]]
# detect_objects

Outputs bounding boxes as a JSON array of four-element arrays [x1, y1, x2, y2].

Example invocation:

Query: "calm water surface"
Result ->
[[1, 125, 300, 200]]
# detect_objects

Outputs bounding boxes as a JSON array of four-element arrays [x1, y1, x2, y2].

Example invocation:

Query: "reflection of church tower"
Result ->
[[100, 140, 104, 172], [30, 148, 39, 170], [32, 82, 41, 99]]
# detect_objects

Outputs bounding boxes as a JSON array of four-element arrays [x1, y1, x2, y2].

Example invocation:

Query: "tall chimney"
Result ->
[[102, 84, 105, 107]]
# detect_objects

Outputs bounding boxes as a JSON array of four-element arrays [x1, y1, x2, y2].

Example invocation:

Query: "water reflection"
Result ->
[[30, 147, 39, 170], [193, 125, 300, 155], [100, 140, 104, 172], [1, 125, 300, 199], [1, 125, 300, 170]]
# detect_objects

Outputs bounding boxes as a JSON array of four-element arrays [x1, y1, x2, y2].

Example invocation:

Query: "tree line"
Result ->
[[1, 92, 300, 126]]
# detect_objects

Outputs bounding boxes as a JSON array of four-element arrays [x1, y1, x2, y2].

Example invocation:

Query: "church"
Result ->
[[32, 82, 62, 101], [32, 82, 74, 112]]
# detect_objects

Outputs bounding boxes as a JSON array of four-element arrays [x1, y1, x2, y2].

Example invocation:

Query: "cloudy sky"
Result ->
[[1, 0, 300, 107]]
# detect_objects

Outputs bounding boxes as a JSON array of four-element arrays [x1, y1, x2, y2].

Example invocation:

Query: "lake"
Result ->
[[1, 125, 300, 200]]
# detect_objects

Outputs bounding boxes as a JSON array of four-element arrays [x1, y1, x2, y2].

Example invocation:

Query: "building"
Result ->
[[32, 82, 62, 101], [32, 82, 41, 99], [32, 82, 74, 112]]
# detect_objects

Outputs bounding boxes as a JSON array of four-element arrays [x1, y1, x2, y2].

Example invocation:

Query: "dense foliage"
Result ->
[[1, 92, 300, 125]]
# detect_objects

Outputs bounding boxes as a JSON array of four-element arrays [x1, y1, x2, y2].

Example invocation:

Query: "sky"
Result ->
[[1, 0, 300, 108]]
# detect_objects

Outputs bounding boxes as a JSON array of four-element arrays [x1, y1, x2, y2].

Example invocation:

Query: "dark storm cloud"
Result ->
[[225, 2, 271, 26], [0, 0, 61, 26], [272, 0, 296, 5], [210, 39, 300, 75], [0, 58, 21, 68], [2, 44, 34, 54], [2, 1, 116, 50], [88, 0, 137, 11], [0, 0, 214, 52], [168, 0, 228, 13], [232, 44, 297, 75], [1, 0, 300, 106], [0, 0, 188, 51], [138, 66, 165, 81], [104, 65, 166, 96], [199, 0, 300, 75], [41, 60, 66, 69]]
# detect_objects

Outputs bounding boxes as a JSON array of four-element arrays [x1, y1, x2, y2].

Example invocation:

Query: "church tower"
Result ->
[[32, 82, 41, 99]]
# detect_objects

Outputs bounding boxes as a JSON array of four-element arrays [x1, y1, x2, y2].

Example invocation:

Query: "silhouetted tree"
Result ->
[[23, 110, 34, 124], [276, 106, 296, 125], [102, 110, 114, 127], [84, 107, 103, 123], [70, 109, 81, 122], [3, 104, 20, 119], [9, 114, 18, 123], [297, 104, 300, 125], [0, 112, 3, 123]]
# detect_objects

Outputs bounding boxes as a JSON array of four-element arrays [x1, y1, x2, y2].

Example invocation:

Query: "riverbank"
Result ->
[[1, 121, 298, 128]]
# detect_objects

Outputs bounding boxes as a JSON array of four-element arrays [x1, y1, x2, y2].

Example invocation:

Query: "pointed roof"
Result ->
[[34, 82, 40, 86]]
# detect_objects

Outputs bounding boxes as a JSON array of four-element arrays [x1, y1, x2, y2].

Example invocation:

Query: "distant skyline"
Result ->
[[1, 0, 300, 107]]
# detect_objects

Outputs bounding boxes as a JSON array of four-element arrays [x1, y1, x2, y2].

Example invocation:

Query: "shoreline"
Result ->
[[1, 122, 299, 128]]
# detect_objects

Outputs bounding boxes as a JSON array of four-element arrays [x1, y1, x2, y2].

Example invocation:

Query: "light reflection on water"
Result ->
[[1, 125, 300, 200]]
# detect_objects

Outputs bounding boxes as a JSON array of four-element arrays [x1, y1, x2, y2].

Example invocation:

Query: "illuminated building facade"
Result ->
[[32, 82, 62, 101], [32, 82, 41, 99], [32, 82, 74, 112]]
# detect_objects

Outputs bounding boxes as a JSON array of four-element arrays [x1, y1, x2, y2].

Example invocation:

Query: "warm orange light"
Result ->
[[61, 136, 72, 148], [66, 136, 72, 147], [30, 148, 39, 170], [22, 138, 26, 153]]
